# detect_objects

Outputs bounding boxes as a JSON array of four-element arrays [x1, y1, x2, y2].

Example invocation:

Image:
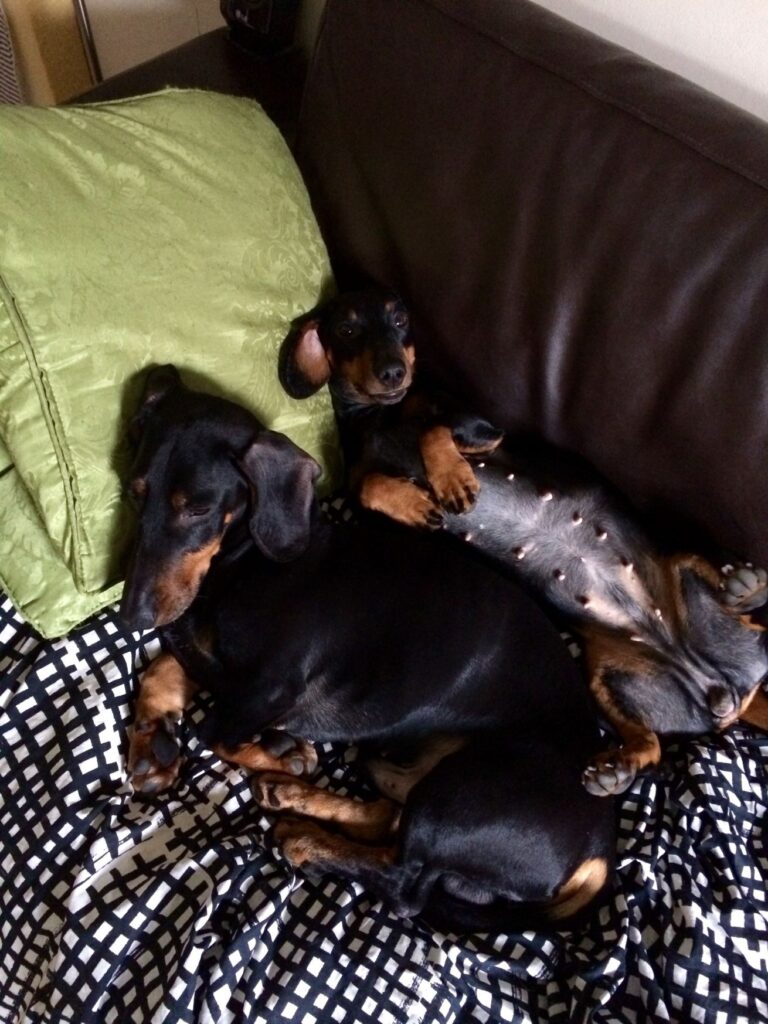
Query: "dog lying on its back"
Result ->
[[119, 365, 614, 934], [280, 288, 768, 797], [279, 287, 506, 529]]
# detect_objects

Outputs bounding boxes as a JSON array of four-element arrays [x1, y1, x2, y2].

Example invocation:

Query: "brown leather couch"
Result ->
[[85, 0, 768, 570], [296, 0, 768, 569]]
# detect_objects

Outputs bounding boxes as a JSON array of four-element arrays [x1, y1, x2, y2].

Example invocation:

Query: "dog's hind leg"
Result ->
[[271, 817, 408, 910], [129, 653, 198, 793], [738, 686, 768, 731], [582, 655, 662, 797], [253, 774, 400, 843]]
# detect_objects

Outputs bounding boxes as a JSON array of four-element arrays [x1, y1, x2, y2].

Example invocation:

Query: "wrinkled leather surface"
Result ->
[[296, 0, 768, 561]]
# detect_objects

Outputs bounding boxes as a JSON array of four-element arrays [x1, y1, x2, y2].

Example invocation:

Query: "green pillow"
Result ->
[[0, 90, 340, 638]]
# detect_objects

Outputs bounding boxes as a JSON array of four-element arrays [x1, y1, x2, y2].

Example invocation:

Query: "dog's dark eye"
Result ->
[[183, 506, 211, 519], [393, 312, 409, 329]]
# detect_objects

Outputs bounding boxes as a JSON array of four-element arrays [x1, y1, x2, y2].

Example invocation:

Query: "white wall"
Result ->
[[299, 0, 768, 122], [519, 0, 768, 123], [86, 0, 768, 125], [87, 0, 223, 80]]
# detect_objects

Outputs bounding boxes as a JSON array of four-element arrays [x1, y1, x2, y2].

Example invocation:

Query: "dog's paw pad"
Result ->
[[279, 739, 318, 776], [582, 753, 636, 797], [252, 772, 300, 811], [129, 714, 182, 793], [721, 563, 768, 612]]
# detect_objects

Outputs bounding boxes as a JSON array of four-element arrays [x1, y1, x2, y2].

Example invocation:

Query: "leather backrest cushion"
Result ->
[[297, 0, 768, 562]]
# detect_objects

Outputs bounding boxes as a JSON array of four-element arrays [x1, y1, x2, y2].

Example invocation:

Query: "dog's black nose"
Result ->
[[377, 361, 406, 388], [119, 584, 158, 631]]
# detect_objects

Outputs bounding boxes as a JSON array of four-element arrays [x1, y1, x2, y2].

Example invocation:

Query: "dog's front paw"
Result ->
[[721, 563, 768, 613], [360, 475, 444, 529], [259, 730, 320, 776], [273, 817, 332, 873], [213, 733, 319, 776], [582, 749, 637, 797], [128, 714, 183, 793], [430, 458, 479, 514]]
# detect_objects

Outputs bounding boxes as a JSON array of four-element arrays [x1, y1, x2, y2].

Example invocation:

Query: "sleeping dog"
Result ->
[[119, 365, 614, 934], [280, 288, 768, 798]]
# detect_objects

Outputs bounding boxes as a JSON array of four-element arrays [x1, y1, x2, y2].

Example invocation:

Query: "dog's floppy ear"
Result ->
[[130, 364, 182, 439], [240, 430, 321, 561], [278, 307, 332, 398]]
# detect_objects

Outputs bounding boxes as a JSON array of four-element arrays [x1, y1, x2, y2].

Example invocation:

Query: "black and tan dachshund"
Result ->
[[119, 365, 614, 934], [280, 288, 768, 798], [279, 287, 506, 529]]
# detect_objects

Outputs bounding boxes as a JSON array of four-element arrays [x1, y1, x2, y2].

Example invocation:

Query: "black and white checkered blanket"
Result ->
[[2, 528, 768, 1022]]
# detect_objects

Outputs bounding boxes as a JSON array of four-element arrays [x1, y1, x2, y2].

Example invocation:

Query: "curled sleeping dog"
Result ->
[[119, 365, 614, 934], [281, 288, 768, 798]]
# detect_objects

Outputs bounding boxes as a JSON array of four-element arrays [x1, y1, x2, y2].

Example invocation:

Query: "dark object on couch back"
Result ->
[[295, 0, 768, 566]]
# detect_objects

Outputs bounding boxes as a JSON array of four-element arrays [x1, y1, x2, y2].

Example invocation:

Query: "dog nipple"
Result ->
[[572, 512, 583, 525], [578, 595, 591, 607], [513, 546, 526, 560], [595, 527, 608, 541], [506, 472, 515, 481], [553, 569, 565, 581], [540, 490, 554, 502], [462, 532, 474, 542]]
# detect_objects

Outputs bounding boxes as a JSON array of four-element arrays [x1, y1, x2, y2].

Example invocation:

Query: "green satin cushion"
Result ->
[[0, 90, 339, 638]]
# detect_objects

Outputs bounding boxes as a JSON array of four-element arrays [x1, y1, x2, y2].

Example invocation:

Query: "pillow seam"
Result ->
[[0, 273, 88, 590]]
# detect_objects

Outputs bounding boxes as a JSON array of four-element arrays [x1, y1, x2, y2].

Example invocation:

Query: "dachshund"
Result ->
[[119, 364, 615, 934], [278, 287, 505, 529], [280, 289, 768, 798]]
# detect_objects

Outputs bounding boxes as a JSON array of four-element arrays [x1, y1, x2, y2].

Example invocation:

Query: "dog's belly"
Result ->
[[442, 460, 658, 632]]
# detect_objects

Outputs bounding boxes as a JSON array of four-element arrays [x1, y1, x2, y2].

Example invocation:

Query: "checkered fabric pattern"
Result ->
[[1, 501, 767, 1023]]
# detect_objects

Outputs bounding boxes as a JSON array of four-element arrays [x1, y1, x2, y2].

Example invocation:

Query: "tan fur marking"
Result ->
[[254, 773, 400, 843], [339, 346, 415, 402], [585, 640, 663, 773], [275, 818, 397, 869], [214, 738, 318, 777], [359, 473, 441, 527], [129, 654, 198, 790], [420, 425, 479, 512], [454, 436, 504, 456], [736, 685, 768, 731], [739, 614, 766, 632], [154, 536, 222, 624], [367, 735, 468, 804], [549, 857, 608, 919], [135, 653, 197, 723]]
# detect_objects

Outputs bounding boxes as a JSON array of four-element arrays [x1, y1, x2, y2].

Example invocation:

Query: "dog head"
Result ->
[[279, 287, 415, 408], [120, 365, 321, 629]]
